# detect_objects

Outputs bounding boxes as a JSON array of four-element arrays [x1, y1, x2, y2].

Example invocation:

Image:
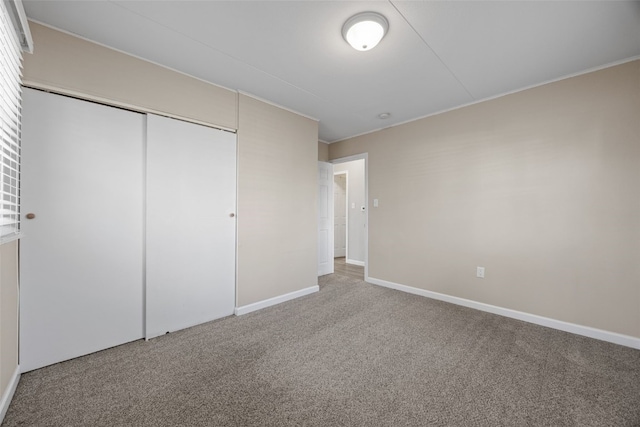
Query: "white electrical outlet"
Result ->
[[476, 266, 485, 279]]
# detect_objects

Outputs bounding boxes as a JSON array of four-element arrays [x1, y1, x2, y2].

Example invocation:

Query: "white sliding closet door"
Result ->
[[20, 89, 145, 372], [145, 114, 236, 339]]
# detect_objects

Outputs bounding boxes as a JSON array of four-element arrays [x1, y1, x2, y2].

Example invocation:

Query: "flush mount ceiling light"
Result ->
[[342, 12, 389, 51]]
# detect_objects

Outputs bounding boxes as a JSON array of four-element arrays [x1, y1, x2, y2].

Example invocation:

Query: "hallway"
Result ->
[[333, 257, 364, 280]]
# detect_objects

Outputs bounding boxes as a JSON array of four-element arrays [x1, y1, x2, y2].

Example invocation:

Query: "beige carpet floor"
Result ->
[[3, 272, 639, 426]]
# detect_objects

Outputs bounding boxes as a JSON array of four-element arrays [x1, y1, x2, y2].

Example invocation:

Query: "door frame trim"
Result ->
[[330, 153, 368, 279]]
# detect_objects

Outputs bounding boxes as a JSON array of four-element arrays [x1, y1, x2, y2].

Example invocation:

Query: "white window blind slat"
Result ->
[[0, 1, 23, 242]]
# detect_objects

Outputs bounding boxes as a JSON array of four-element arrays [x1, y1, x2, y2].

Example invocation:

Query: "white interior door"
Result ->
[[334, 173, 347, 258], [318, 162, 333, 275], [20, 89, 145, 372], [145, 114, 236, 339]]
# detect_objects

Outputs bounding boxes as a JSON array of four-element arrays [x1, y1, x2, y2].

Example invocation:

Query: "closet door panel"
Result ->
[[146, 114, 236, 339], [20, 89, 144, 372]]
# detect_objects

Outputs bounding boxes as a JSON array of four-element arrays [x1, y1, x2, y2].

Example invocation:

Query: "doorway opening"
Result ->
[[333, 172, 347, 258], [331, 154, 368, 280]]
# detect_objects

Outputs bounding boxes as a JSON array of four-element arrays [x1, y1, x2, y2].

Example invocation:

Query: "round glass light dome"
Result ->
[[342, 12, 389, 52]]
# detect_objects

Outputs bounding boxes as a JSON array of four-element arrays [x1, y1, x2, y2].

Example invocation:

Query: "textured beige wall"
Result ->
[[329, 60, 640, 338], [23, 22, 237, 130], [237, 94, 319, 306], [0, 241, 19, 392], [318, 141, 329, 162]]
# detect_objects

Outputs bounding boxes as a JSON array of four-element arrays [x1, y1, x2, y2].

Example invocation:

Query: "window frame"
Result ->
[[0, 0, 31, 244]]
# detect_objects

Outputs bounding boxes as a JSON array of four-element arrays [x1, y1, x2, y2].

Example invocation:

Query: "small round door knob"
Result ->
[[229, 213, 235, 218], [26, 213, 36, 219]]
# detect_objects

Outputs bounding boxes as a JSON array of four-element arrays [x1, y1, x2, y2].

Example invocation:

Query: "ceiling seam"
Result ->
[[388, 0, 476, 101], [107, 0, 337, 108]]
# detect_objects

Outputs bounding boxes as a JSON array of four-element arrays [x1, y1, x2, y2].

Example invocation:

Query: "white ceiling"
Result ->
[[23, 1, 640, 143]]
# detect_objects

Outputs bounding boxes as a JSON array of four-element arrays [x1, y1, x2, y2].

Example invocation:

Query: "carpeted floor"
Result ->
[[3, 272, 640, 426]]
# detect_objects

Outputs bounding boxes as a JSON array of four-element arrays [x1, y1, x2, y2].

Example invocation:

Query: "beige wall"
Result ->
[[330, 60, 640, 338], [0, 241, 19, 393], [318, 141, 329, 162], [237, 94, 318, 306], [23, 22, 237, 130]]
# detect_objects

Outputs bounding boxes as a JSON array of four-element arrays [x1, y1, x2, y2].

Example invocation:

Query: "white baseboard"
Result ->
[[0, 365, 20, 424], [235, 285, 319, 316], [346, 259, 365, 267], [366, 276, 640, 350]]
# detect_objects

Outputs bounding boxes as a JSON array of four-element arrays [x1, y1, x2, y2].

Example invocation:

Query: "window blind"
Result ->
[[0, 0, 23, 242]]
